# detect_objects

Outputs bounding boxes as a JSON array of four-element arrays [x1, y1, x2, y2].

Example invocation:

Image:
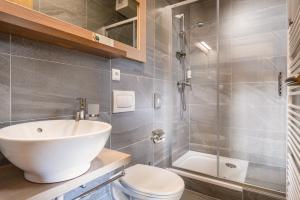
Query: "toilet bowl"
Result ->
[[112, 164, 185, 200]]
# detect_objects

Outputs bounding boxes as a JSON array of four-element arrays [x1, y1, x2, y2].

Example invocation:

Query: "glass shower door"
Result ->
[[169, 0, 287, 193], [170, 0, 220, 179]]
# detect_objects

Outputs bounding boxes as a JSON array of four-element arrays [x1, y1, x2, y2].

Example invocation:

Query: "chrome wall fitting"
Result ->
[[151, 129, 166, 144]]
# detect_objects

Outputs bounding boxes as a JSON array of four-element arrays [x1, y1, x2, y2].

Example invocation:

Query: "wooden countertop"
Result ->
[[0, 149, 131, 200]]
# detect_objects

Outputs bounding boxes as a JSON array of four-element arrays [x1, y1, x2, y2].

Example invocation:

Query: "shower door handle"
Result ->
[[278, 72, 282, 97]]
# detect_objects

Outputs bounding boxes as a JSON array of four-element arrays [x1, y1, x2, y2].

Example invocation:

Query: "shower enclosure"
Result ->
[[163, 0, 287, 193]]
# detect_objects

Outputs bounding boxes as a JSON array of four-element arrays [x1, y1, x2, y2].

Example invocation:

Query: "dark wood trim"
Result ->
[[0, 0, 126, 58]]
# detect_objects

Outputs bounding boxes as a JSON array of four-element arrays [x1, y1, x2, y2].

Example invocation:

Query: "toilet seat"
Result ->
[[112, 179, 183, 200], [112, 164, 184, 200]]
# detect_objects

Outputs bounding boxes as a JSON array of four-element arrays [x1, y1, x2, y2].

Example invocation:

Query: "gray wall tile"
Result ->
[[111, 109, 153, 150], [112, 75, 153, 109], [0, 33, 10, 55], [39, 0, 87, 28], [111, 58, 154, 78], [11, 56, 110, 121], [118, 139, 154, 166], [11, 36, 110, 71], [0, 54, 10, 122]]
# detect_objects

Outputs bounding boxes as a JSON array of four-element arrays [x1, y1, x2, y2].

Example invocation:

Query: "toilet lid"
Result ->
[[119, 164, 184, 197]]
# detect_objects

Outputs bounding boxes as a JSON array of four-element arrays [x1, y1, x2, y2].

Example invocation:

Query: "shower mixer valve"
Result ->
[[176, 51, 186, 60], [177, 80, 192, 89]]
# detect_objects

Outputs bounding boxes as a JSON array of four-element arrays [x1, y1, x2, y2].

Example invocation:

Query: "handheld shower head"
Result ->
[[174, 14, 184, 19]]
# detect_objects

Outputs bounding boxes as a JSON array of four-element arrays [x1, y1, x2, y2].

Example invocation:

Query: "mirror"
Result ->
[[8, 0, 138, 48]]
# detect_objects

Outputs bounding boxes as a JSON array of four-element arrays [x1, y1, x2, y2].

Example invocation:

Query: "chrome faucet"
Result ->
[[76, 98, 87, 121]]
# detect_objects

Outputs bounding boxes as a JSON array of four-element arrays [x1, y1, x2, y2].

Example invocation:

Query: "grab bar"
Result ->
[[72, 167, 126, 200], [285, 73, 300, 86]]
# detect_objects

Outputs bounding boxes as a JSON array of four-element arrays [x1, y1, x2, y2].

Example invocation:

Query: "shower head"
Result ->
[[190, 21, 205, 29], [196, 21, 205, 27], [174, 14, 184, 19]]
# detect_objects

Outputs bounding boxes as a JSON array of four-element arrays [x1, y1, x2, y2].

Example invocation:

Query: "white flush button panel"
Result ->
[[112, 69, 121, 81], [113, 90, 135, 113]]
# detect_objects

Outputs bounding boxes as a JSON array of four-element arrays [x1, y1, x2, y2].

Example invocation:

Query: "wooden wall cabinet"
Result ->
[[0, 0, 146, 62]]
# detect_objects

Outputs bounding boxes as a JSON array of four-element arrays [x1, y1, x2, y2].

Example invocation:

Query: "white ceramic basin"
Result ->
[[0, 120, 111, 183]]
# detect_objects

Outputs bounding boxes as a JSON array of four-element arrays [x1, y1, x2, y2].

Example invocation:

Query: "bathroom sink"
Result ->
[[0, 120, 111, 183]]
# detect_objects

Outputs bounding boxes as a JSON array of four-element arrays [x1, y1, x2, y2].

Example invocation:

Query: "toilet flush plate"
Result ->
[[113, 90, 135, 113]]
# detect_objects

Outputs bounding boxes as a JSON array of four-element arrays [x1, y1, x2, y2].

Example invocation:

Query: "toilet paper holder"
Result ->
[[151, 129, 165, 144]]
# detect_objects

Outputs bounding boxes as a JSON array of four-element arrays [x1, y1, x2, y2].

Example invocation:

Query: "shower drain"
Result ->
[[225, 163, 237, 169]]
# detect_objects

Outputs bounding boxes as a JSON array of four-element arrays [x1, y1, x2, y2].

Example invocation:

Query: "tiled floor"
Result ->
[[181, 190, 220, 200]]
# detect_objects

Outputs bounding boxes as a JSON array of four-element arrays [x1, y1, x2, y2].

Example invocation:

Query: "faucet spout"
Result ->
[[76, 98, 87, 121]]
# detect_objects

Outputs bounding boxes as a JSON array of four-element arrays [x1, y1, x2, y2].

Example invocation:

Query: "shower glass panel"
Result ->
[[171, 0, 220, 179], [217, 0, 287, 192], [170, 0, 287, 193]]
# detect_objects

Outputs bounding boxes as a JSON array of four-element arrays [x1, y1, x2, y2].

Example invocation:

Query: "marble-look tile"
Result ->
[[230, 0, 286, 16], [245, 163, 286, 192], [155, 156, 171, 168], [172, 143, 189, 162], [229, 2, 287, 36], [11, 36, 110, 70], [231, 82, 286, 106], [118, 139, 153, 166], [218, 127, 286, 166], [190, 143, 217, 155], [229, 134, 286, 162], [0, 32, 10, 55], [190, 104, 217, 127], [0, 54, 10, 123], [189, 83, 231, 106], [106, 24, 135, 47], [39, 0, 87, 28], [230, 32, 286, 60], [86, 0, 125, 33], [111, 58, 154, 78], [154, 79, 177, 107], [11, 56, 110, 121], [154, 67, 177, 81], [220, 104, 286, 132], [111, 109, 153, 150], [231, 57, 287, 83], [155, 49, 170, 71], [190, 124, 218, 147], [172, 119, 189, 161], [112, 74, 153, 109], [189, 0, 217, 26], [155, 6, 171, 55]]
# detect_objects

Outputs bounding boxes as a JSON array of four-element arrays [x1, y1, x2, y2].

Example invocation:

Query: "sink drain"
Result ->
[[225, 163, 237, 168]]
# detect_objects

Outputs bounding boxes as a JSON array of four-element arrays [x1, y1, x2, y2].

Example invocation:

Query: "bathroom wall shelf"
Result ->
[[0, 0, 127, 59], [0, 149, 131, 200]]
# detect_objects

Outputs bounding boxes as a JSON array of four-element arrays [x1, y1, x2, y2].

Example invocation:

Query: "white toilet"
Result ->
[[112, 164, 185, 200]]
